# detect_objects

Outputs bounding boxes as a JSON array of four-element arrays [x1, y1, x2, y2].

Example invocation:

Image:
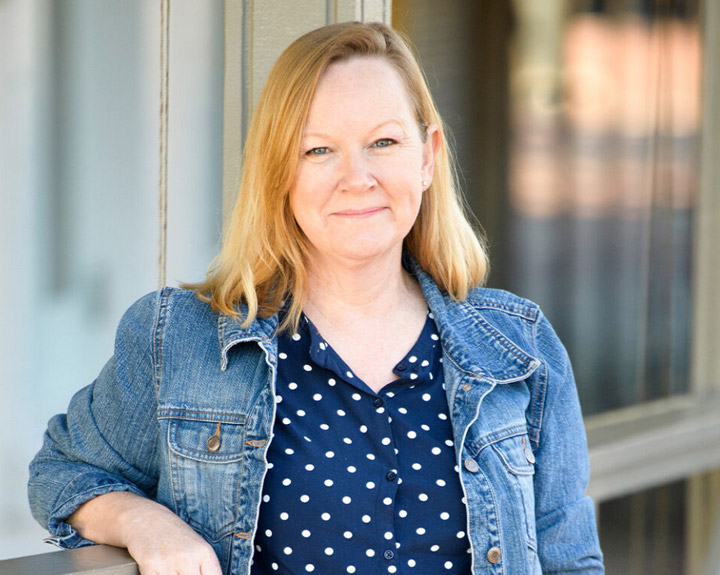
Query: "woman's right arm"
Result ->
[[28, 291, 221, 575]]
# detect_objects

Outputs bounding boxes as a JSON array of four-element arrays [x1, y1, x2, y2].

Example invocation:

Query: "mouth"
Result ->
[[331, 207, 387, 218]]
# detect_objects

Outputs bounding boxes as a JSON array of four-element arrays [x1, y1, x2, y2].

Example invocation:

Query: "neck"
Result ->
[[303, 250, 420, 323]]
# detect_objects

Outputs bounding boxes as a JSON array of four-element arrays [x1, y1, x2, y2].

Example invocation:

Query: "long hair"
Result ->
[[187, 21, 488, 331]]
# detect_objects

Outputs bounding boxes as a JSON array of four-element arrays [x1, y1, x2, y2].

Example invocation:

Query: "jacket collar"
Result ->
[[215, 259, 540, 381], [409, 258, 540, 384]]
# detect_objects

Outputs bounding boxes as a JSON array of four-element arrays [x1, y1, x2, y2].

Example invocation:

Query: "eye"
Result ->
[[306, 147, 330, 156], [373, 138, 397, 148]]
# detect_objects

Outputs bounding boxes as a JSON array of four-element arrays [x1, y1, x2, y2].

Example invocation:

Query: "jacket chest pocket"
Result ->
[[490, 434, 539, 555], [164, 415, 247, 540]]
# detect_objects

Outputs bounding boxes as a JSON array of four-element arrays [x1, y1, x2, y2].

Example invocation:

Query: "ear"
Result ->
[[421, 123, 441, 188]]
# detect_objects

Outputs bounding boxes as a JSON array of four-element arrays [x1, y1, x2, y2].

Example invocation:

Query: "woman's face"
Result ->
[[290, 56, 438, 269]]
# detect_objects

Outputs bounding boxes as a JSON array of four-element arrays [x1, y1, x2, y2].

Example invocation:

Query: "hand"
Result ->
[[69, 492, 223, 575], [122, 499, 223, 575]]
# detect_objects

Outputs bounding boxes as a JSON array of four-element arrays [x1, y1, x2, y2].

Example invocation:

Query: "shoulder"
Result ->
[[462, 286, 541, 324]]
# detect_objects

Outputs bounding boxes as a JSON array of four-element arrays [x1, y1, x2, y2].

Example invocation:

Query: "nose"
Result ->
[[338, 149, 376, 192]]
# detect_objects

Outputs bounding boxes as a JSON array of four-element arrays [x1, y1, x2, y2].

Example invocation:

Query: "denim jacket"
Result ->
[[29, 262, 604, 574]]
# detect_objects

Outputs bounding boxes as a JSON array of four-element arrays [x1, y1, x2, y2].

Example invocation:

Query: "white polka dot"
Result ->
[[296, 409, 306, 417], [421, 424, 430, 431], [383, 497, 392, 505], [398, 407, 408, 415], [366, 549, 375, 557], [328, 378, 336, 386], [321, 512, 331, 521], [280, 512, 289, 520], [416, 527, 426, 535], [388, 566, 397, 573], [313, 393, 322, 401], [265, 529, 273, 537], [324, 479, 334, 487], [325, 547, 334, 555], [272, 563, 279, 571], [398, 509, 408, 518], [456, 531, 466, 538], [361, 515, 371, 523], [263, 495, 270, 503], [279, 352, 287, 359], [303, 364, 312, 372], [421, 360, 429, 367], [347, 567, 356, 574], [301, 529, 311, 538], [432, 447, 442, 455], [306, 565, 315, 573], [325, 451, 335, 458], [305, 464, 314, 471], [445, 439, 454, 447], [422, 393, 431, 401], [352, 393, 362, 401], [444, 561, 453, 569], [418, 493, 429, 501], [288, 382, 298, 390], [436, 479, 446, 487], [438, 413, 448, 420], [304, 435, 312, 442], [367, 453, 376, 460], [337, 409, 346, 416], [408, 431, 417, 439], [347, 466, 357, 473], [408, 559, 416, 567], [412, 463, 422, 470], [292, 333, 301, 341], [409, 355, 417, 363], [376, 407, 386, 414], [346, 371, 354, 378], [386, 391, 395, 398], [319, 342, 327, 350], [410, 373, 418, 380], [344, 531, 353, 539], [320, 423, 330, 430], [285, 448, 294, 455], [282, 478, 292, 486], [275, 395, 283, 403], [431, 545, 440, 552], [359, 425, 368, 433], [384, 531, 393, 540], [431, 333, 439, 340], [366, 481, 376, 489], [282, 417, 291, 425], [382, 437, 391, 445], [342, 496, 352, 504], [343, 437, 352, 444], [300, 494, 310, 503], [440, 512, 450, 520]]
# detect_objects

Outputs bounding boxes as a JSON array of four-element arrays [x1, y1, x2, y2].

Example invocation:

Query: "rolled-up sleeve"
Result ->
[[532, 313, 604, 574], [28, 290, 163, 548]]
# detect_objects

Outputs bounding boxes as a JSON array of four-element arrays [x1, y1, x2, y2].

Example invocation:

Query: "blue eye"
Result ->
[[307, 147, 330, 156], [374, 138, 396, 148]]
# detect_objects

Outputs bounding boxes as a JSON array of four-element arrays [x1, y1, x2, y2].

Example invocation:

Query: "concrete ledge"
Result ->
[[0, 545, 137, 575]]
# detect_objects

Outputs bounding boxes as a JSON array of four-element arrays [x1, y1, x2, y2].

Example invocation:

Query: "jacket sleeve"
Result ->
[[532, 313, 604, 574], [28, 291, 163, 549]]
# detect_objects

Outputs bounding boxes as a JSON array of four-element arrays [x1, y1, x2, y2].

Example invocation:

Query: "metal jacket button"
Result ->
[[463, 457, 479, 473], [487, 546, 501, 564], [206, 434, 221, 452]]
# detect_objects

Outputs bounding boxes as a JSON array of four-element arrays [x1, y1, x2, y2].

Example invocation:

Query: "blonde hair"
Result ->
[[187, 21, 488, 331]]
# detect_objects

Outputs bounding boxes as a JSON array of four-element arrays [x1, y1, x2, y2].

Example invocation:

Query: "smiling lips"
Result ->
[[331, 207, 387, 218]]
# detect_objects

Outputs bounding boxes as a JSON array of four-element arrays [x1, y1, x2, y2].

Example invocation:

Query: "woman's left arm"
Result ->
[[532, 314, 604, 574]]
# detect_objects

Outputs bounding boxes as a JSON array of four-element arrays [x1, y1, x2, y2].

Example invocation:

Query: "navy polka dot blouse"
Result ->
[[250, 311, 471, 574]]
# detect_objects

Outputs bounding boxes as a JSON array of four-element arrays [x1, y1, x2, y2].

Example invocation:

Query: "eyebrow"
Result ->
[[302, 119, 407, 139]]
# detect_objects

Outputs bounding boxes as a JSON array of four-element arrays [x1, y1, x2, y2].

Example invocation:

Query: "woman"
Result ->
[[29, 21, 604, 575]]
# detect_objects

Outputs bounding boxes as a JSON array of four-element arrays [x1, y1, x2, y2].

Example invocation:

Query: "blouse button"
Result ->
[[383, 550, 395, 560], [463, 457, 479, 473], [373, 398, 384, 408], [487, 546, 502, 564], [386, 470, 397, 481]]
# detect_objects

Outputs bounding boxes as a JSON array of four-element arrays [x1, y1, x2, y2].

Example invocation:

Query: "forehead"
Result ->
[[305, 56, 416, 129]]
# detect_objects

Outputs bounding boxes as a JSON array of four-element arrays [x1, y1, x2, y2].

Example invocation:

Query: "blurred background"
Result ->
[[1, 1, 719, 573]]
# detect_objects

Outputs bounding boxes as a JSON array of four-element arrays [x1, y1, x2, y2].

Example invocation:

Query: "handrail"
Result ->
[[0, 545, 137, 575]]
